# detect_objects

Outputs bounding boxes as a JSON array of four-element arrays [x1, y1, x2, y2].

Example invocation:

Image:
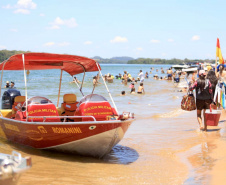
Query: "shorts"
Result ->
[[196, 99, 212, 110], [137, 92, 142, 94], [168, 74, 172, 77]]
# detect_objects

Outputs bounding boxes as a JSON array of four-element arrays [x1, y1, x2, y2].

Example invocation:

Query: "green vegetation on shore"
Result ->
[[127, 58, 215, 64], [0, 50, 214, 64], [0, 50, 30, 62]]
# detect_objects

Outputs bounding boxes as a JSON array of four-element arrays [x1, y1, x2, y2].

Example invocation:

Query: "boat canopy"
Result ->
[[0, 53, 101, 76]]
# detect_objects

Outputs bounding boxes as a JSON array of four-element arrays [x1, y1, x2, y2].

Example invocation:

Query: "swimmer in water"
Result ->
[[130, 87, 136, 94], [121, 91, 126, 96], [137, 83, 145, 94], [70, 76, 81, 84]]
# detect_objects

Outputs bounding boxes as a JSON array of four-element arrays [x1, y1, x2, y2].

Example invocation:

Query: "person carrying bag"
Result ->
[[189, 70, 213, 131], [181, 91, 196, 111]]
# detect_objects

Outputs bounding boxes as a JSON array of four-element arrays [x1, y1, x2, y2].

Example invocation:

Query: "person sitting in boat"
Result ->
[[10, 82, 16, 89], [137, 83, 145, 94], [4, 81, 10, 88]]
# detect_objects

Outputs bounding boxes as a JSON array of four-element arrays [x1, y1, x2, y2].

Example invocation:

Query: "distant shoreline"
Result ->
[[0, 49, 215, 65]]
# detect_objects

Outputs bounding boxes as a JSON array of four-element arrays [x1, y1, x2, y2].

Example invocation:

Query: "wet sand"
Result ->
[[1, 65, 226, 184]]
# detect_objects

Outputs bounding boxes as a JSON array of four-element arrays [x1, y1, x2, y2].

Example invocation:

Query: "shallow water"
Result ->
[[0, 64, 225, 184]]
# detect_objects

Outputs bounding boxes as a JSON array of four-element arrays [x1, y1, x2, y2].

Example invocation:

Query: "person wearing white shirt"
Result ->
[[138, 70, 144, 82]]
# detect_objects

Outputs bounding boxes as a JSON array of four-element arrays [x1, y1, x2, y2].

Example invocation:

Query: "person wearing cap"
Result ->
[[4, 81, 10, 88], [10, 81, 16, 89], [189, 70, 213, 131]]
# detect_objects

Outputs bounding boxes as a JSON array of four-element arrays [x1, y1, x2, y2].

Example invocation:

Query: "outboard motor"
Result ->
[[2, 89, 21, 109]]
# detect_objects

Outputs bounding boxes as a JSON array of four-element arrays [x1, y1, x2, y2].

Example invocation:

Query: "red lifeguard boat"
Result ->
[[0, 53, 134, 158]]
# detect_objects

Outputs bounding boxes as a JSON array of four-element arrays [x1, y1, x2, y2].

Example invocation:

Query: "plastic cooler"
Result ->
[[205, 106, 221, 126]]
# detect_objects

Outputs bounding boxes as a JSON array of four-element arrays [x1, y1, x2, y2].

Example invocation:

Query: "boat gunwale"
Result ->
[[0, 116, 134, 125]]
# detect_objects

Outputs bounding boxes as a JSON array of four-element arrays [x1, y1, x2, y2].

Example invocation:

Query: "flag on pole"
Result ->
[[216, 38, 224, 64]]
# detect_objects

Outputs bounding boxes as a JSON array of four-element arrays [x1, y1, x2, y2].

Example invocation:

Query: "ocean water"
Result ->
[[0, 64, 225, 185]]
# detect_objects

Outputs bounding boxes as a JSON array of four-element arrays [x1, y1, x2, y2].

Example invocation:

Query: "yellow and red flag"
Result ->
[[216, 38, 224, 64]]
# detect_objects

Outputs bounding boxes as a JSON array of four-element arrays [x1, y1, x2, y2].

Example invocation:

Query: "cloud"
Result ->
[[43, 42, 55, 47], [84, 41, 92, 45], [192, 35, 200, 41], [10, 28, 18, 32], [2, 4, 13, 9], [14, 8, 30, 14], [16, 0, 37, 9], [43, 42, 70, 47], [168, 39, 174, 42], [40, 13, 45, 16], [58, 42, 70, 46], [150, 39, 160, 43], [3, 0, 36, 14], [110, 36, 128, 43], [136, 47, 143, 51], [48, 17, 78, 29], [0, 45, 6, 49]]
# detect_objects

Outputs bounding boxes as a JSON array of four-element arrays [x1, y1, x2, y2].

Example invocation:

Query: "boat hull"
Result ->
[[0, 118, 133, 158]]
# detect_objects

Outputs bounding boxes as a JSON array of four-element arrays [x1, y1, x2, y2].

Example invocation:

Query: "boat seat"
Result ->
[[11, 96, 26, 118], [26, 103, 60, 122], [61, 94, 79, 117]]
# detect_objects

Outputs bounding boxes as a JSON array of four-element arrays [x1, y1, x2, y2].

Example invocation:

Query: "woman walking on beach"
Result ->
[[189, 70, 213, 131]]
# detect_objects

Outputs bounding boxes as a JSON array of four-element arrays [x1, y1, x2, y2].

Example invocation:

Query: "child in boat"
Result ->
[[130, 87, 136, 94], [137, 83, 145, 94]]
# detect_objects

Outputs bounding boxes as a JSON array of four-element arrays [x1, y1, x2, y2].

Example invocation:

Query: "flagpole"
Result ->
[[215, 56, 218, 74]]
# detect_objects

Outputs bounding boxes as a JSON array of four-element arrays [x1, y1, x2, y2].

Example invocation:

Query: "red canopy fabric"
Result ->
[[0, 53, 101, 76]]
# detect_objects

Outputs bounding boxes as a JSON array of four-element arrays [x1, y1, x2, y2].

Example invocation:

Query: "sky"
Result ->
[[1, 0, 226, 60]]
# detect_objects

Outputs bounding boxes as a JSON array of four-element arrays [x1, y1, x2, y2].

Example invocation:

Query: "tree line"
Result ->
[[0, 50, 30, 62], [0, 49, 215, 64], [127, 58, 215, 64]]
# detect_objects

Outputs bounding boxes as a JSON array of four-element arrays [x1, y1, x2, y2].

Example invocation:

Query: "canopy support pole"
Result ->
[[0, 62, 7, 106], [57, 70, 63, 107], [22, 54, 28, 121], [95, 63, 119, 115], [80, 71, 85, 96]]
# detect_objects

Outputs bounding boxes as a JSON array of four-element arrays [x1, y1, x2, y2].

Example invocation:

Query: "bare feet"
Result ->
[[200, 127, 204, 131]]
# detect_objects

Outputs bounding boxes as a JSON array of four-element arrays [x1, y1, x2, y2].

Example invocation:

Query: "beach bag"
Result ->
[[181, 93, 196, 111], [205, 105, 221, 126]]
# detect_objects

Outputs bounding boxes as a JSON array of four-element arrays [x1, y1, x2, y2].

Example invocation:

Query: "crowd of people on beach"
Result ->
[[6, 62, 221, 132]]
